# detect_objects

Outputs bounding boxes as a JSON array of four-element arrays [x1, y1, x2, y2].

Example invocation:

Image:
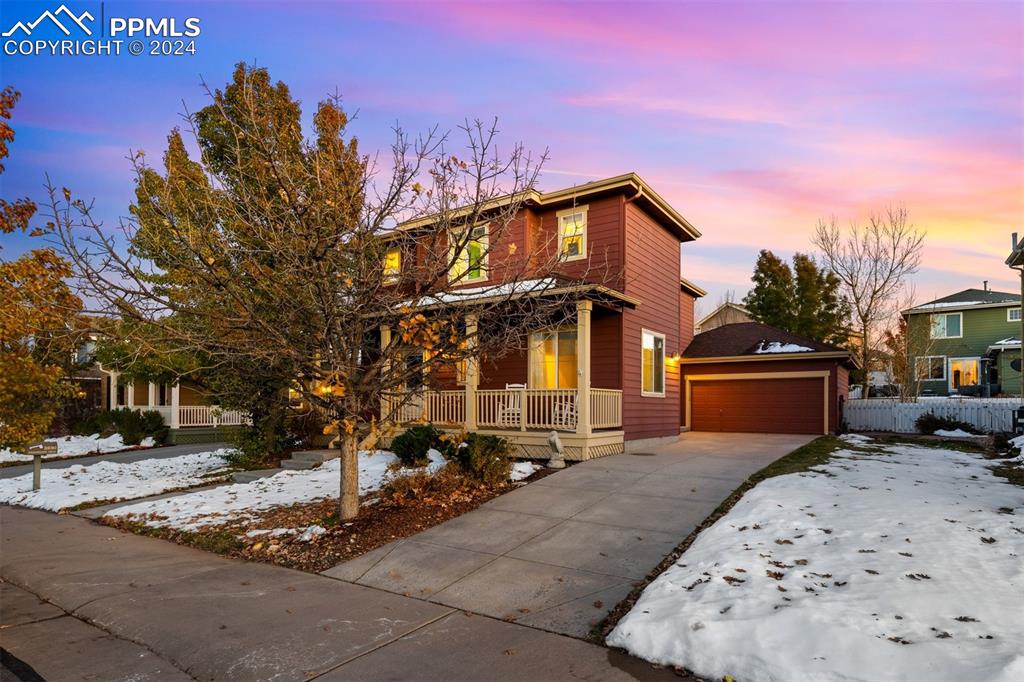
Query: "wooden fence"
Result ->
[[844, 398, 1020, 433]]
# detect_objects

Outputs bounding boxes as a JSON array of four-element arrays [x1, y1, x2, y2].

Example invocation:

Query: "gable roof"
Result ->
[[906, 288, 1020, 314], [696, 302, 750, 329], [682, 322, 856, 367], [395, 173, 701, 242]]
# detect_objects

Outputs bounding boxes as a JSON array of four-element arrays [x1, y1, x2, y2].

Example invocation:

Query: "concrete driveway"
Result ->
[[323, 431, 813, 638], [0, 442, 229, 480]]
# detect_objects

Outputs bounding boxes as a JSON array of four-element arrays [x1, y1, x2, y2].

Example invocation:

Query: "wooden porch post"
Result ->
[[576, 300, 592, 438], [169, 384, 180, 429], [108, 370, 119, 408], [126, 381, 135, 409], [465, 314, 478, 431], [380, 325, 392, 422], [147, 382, 156, 409]]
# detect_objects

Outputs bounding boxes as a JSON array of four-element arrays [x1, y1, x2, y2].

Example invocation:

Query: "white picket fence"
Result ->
[[844, 398, 1021, 433]]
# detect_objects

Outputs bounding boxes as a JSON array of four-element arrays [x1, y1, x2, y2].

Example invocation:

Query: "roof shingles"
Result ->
[[683, 322, 846, 359]]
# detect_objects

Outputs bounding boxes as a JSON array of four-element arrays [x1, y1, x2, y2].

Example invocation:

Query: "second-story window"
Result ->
[[383, 247, 402, 284], [449, 225, 488, 282], [930, 312, 962, 339], [557, 206, 588, 261], [1009, 307, 1021, 322]]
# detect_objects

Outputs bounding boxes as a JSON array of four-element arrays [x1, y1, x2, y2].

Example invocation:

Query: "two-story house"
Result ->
[[905, 287, 1022, 396], [380, 173, 706, 459]]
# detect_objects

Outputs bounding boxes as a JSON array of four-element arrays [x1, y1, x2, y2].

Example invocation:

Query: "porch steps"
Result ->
[[278, 449, 339, 471]]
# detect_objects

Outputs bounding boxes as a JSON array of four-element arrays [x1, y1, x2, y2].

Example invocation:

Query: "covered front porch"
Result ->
[[104, 371, 248, 430], [384, 299, 625, 460]]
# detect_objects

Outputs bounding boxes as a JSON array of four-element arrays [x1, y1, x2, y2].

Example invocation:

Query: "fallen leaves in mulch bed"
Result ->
[[106, 467, 554, 574]]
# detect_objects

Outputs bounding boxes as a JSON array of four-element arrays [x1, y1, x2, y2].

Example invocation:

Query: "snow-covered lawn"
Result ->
[[0, 433, 155, 465], [0, 450, 233, 511], [608, 437, 1024, 682], [106, 449, 447, 532]]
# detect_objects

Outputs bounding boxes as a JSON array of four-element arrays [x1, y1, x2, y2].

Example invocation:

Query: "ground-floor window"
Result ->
[[915, 356, 946, 381], [642, 329, 665, 396], [949, 358, 979, 388], [529, 329, 578, 389]]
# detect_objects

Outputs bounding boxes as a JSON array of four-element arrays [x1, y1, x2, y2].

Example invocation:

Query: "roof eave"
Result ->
[[681, 351, 858, 368], [679, 276, 707, 298]]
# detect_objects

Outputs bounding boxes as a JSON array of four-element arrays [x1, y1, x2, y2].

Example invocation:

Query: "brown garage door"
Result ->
[[691, 378, 824, 434]]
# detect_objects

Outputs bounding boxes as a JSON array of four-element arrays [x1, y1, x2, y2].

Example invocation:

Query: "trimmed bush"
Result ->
[[72, 408, 168, 445], [390, 424, 444, 467], [914, 413, 980, 436], [450, 433, 512, 485]]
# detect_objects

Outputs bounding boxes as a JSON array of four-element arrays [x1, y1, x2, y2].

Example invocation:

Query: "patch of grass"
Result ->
[[874, 433, 988, 454], [108, 518, 245, 554], [594, 435, 846, 646], [991, 463, 1024, 488]]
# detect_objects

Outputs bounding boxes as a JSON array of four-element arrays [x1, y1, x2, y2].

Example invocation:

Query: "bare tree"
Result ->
[[812, 206, 924, 395], [48, 64, 613, 520]]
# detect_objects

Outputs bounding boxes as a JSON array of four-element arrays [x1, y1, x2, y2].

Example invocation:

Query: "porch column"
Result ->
[[380, 325, 392, 422], [126, 381, 135, 409], [147, 382, 156, 408], [464, 314, 478, 431], [575, 300, 592, 437], [108, 370, 119, 408], [169, 384, 180, 429]]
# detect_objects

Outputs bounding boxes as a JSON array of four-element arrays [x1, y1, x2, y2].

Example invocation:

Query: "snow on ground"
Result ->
[[608, 441, 1024, 682], [0, 433, 153, 464], [755, 341, 815, 354], [0, 450, 233, 511], [511, 460, 542, 481], [933, 428, 977, 438], [106, 448, 447, 531]]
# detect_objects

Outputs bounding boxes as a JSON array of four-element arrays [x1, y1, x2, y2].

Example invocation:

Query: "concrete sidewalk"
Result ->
[[0, 507, 674, 681], [323, 432, 811, 638], [0, 442, 229, 480]]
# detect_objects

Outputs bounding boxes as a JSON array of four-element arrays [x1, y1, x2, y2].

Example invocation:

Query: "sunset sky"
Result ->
[[4, 0, 1022, 313]]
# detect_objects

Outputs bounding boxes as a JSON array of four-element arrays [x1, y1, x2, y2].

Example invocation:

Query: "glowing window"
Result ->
[[558, 207, 587, 260], [642, 330, 665, 396]]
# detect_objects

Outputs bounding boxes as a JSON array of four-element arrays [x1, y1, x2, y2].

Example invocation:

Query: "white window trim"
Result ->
[[930, 312, 963, 339], [528, 326, 578, 389], [1008, 308, 1021, 322], [556, 205, 588, 263], [641, 328, 666, 397], [448, 224, 489, 283], [915, 355, 947, 381]]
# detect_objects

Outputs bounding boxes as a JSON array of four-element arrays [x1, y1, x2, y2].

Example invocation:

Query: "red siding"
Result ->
[[681, 358, 848, 433], [621, 202, 683, 441], [679, 292, 696, 354], [691, 378, 824, 434]]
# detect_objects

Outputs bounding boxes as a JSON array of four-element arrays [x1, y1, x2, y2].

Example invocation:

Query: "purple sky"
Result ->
[[3, 0, 1023, 313]]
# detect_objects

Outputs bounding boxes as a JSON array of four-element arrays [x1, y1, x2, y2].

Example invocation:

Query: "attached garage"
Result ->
[[681, 323, 856, 435]]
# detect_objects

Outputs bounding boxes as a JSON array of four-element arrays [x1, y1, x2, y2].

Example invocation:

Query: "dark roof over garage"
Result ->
[[683, 322, 849, 359]]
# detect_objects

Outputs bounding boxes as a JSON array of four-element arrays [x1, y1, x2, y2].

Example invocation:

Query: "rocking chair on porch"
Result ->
[[552, 395, 577, 431], [498, 383, 525, 427]]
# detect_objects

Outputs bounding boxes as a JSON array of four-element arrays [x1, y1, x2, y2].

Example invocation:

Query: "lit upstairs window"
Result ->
[[558, 206, 588, 261], [449, 225, 488, 282], [383, 247, 402, 284]]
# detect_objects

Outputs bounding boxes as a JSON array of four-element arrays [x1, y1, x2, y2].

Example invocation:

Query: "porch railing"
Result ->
[[391, 388, 622, 431], [127, 404, 249, 428]]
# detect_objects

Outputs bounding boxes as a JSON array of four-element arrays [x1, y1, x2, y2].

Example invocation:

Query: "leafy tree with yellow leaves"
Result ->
[[0, 87, 83, 449]]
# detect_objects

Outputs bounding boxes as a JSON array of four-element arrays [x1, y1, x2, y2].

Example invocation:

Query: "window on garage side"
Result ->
[[915, 355, 946, 381], [642, 329, 665, 396]]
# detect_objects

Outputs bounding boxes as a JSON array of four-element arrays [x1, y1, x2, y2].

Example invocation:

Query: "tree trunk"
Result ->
[[339, 430, 360, 520], [861, 321, 870, 398]]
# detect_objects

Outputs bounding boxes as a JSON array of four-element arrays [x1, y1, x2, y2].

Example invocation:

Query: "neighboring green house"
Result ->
[[904, 288, 1022, 396]]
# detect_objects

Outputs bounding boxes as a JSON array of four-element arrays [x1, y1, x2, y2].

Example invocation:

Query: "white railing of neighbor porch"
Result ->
[[175, 405, 249, 428], [844, 398, 1020, 433]]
